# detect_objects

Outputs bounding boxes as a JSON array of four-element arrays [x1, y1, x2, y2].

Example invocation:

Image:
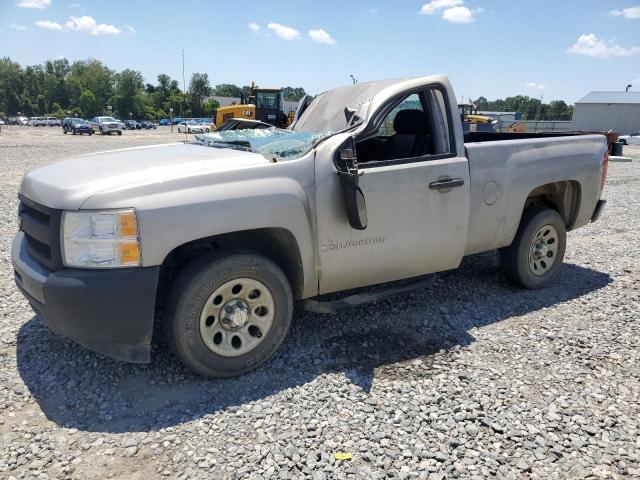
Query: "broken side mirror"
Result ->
[[336, 139, 367, 230]]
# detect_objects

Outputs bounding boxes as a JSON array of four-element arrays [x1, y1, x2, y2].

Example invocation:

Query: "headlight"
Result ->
[[61, 209, 141, 268]]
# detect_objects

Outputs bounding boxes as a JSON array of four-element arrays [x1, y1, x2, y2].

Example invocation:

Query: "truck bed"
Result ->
[[463, 133, 607, 256]]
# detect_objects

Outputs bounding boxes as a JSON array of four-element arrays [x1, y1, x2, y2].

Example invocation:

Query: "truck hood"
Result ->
[[20, 142, 272, 210]]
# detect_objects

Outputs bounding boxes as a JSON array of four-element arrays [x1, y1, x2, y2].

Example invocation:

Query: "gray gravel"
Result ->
[[1, 127, 639, 479]]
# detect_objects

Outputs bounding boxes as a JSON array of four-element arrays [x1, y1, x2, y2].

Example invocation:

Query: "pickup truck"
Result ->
[[12, 76, 608, 377]]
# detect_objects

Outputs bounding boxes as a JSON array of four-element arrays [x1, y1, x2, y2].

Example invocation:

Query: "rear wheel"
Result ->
[[164, 252, 293, 377], [499, 206, 566, 289], [117, 130, 122, 135]]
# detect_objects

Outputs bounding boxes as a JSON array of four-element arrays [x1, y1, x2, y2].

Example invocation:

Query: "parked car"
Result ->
[[139, 120, 157, 129], [618, 133, 640, 145], [46, 116, 61, 127], [90, 116, 123, 135], [177, 120, 210, 134], [62, 118, 93, 135], [28, 117, 47, 127], [159, 118, 171, 126], [123, 120, 139, 130], [12, 75, 609, 377]]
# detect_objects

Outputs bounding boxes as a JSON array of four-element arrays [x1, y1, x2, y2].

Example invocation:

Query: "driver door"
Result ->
[[314, 87, 470, 294]]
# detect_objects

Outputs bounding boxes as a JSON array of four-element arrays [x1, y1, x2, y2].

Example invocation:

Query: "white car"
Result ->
[[28, 117, 47, 127], [177, 120, 210, 134], [45, 116, 61, 127], [618, 133, 640, 145]]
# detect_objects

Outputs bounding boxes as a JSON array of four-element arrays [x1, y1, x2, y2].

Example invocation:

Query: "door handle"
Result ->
[[429, 178, 465, 190]]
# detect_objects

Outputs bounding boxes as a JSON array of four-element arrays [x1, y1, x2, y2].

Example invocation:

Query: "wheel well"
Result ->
[[523, 181, 581, 229], [156, 228, 304, 311]]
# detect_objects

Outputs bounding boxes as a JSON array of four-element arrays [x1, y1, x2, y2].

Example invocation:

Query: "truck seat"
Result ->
[[390, 109, 431, 159]]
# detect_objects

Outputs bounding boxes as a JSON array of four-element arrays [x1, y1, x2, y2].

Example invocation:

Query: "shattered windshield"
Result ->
[[194, 128, 332, 160], [292, 78, 405, 133]]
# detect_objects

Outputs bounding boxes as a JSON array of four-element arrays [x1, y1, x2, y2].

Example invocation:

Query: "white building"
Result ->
[[571, 91, 640, 135]]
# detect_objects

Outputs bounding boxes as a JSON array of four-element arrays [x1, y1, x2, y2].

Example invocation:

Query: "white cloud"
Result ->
[[34, 15, 129, 36], [35, 19, 63, 30], [65, 15, 121, 35], [420, 0, 463, 15], [267, 22, 300, 40], [14, 0, 51, 9], [567, 34, 640, 57], [248, 22, 260, 33], [525, 82, 548, 91], [369, 8, 379, 14], [420, 0, 480, 23], [442, 6, 474, 23], [609, 5, 640, 19], [308, 28, 337, 45], [9, 23, 27, 30]]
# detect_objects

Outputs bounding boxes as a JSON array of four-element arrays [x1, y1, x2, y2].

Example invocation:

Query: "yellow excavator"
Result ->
[[212, 82, 290, 130]]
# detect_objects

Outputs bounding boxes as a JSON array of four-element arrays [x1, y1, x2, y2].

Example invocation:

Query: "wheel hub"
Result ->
[[528, 224, 559, 276], [198, 277, 275, 357], [220, 299, 250, 330]]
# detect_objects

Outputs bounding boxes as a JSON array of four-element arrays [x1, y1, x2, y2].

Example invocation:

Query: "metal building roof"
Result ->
[[576, 91, 640, 105]]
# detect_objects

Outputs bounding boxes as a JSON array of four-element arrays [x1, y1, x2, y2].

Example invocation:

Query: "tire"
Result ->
[[63, 129, 67, 134], [117, 130, 122, 136], [89, 131, 93, 136], [499, 206, 566, 289], [164, 252, 293, 378], [72, 129, 77, 135], [620, 139, 627, 145], [100, 128, 105, 135]]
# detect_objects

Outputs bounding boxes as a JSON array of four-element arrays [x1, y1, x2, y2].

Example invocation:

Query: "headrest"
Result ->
[[393, 109, 429, 135]]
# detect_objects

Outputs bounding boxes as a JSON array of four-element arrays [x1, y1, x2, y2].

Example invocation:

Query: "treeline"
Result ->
[[474, 95, 574, 121], [0, 57, 307, 120]]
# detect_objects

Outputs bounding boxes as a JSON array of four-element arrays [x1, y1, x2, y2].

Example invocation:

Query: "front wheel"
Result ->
[[117, 130, 122, 136], [165, 252, 293, 378], [499, 206, 566, 289]]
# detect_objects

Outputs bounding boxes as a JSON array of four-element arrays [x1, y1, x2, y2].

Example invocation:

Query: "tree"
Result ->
[[37, 94, 47, 114], [79, 90, 99, 117], [188, 73, 212, 117], [114, 68, 145, 118], [281, 86, 306, 101], [213, 83, 243, 98]]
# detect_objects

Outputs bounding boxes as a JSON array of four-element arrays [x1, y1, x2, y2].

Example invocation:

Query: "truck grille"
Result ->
[[18, 194, 63, 271]]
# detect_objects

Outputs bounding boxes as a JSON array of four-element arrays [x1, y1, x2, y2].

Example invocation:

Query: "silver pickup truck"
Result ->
[[12, 76, 608, 377]]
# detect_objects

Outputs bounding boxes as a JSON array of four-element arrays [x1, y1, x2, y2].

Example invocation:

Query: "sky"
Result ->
[[1, 0, 640, 103]]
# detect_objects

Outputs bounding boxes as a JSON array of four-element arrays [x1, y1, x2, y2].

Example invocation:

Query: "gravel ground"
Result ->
[[1, 127, 639, 479]]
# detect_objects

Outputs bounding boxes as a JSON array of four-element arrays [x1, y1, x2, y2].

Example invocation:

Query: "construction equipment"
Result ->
[[458, 103, 497, 133], [212, 82, 289, 130]]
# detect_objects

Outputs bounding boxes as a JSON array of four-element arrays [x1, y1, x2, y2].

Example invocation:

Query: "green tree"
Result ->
[[188, 73, 212, 117], [79, 90, 100, 117], [37, 94, 47, 114], [114, 68, 145, 118], [213, 83, 243, 98]]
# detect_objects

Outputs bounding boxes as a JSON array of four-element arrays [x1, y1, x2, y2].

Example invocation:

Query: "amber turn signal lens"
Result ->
[[119, 211, 138, 237], [119, 242, 141, 264]]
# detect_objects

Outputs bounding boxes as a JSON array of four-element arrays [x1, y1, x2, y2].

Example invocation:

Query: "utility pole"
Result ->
[[179, 49, 185, 119]]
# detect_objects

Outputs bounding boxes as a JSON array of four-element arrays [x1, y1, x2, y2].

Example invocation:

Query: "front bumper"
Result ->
[[12, 231, 159, 363]]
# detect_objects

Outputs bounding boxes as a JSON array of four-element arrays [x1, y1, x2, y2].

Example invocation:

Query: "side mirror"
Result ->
[[335, 137, 368, 230]]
